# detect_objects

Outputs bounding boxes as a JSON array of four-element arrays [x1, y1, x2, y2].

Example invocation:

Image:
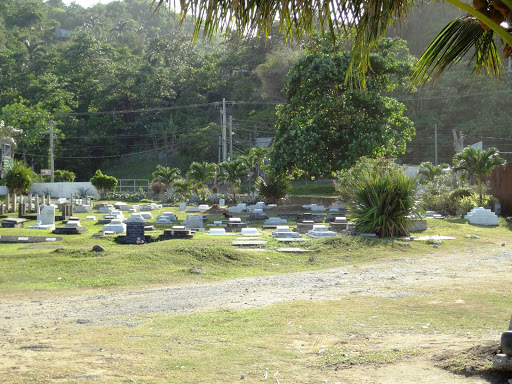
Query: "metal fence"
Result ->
[[116, 179, 150, 193]]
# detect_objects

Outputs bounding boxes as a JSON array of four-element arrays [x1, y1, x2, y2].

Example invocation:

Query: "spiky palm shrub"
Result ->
[[4, 160, 35, 195], [335, 157, 421, 237]]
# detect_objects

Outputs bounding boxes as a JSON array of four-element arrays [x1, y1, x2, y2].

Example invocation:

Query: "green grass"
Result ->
[[1, 205, 511, 297], [290, 179, 337, 197]]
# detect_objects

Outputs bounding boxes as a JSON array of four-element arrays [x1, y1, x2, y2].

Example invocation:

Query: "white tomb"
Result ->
[[271, 226, 301, 238], [110, 211, 125, 220], [139, 212, 153, 220], [28, 205, 56, 230], [207, 228, 234, 236], [229, 217, 242, 223], [179, 202, 187, 211], [307, 224, 337, 238], [102, 219, 126, 234], [155, 212, 177, 224], [125, 213, 147, 224], [240, 227, 261, 236], [464, 207, 499, 226], [219, 198, 226, 206], [86, 215, 96, 220], [97, 204, 113, 214], [228, 203, 247, 213], [264, 217, 287, 225], [73, 205, 92, 213], [114, 202, 128, 210]]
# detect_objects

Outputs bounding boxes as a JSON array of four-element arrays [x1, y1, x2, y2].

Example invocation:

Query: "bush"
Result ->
[[256, 171, 292, 204], [4, 160, 35, 195], [54, 169, 76, 182], [90, 170, 118, 198], [335, 157, 421, 237]]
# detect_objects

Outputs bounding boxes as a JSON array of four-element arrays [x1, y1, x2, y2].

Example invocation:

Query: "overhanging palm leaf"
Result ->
[[413, 16, 502, 83]]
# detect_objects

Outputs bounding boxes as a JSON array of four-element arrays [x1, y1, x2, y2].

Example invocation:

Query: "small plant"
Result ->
[[75, 186, 90, 198]]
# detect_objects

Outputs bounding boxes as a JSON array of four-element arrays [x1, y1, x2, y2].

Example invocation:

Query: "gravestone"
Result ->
[[125, 213, 147, 224], [6, 194, 10, 213], [28, 205, 56, 230], [126, 223, 145, 244], [102, 219, 126, 234], [53, 220, 88, 235], [306, 224, 337, 238], [240, 227, 261, 236], [271, 226, 302, 239], [19, 203, 26, 218], [28, 194, 33, 212], [219, 198, 226, 206], [179, 202, 187, 211], [183, 215, 203, 229]]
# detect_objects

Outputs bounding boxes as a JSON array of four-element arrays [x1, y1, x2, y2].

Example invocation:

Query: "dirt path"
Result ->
[[1, 246, 511, 383]]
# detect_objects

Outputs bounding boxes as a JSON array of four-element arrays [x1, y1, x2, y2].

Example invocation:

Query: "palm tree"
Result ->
[[186, 161, 216, 190], [417, 162, 449, 185], [173, 179, 193, 202], [217, 159, 248, 203], [153, 0, 512, 83], [151, 165, 181, 192], [248, 147, 269, 179], [452, 146, 505, 205]]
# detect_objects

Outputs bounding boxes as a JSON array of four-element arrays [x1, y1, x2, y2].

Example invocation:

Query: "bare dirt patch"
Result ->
[[1, 246, 512, 382]]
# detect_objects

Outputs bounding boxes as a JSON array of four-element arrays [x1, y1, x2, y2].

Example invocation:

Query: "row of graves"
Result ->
[[0, 193, 502, 246]]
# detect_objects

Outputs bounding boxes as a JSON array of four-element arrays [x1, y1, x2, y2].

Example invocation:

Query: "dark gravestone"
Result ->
[[19, 203, 26, 218], [126, 223, 145, 244]]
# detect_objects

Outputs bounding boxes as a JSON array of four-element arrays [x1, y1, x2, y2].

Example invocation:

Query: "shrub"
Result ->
[[90, 170, 118, 198], [54, 169, 76, 182], [4, 160, 35, 195], [335, 157, 421, 237], [256, 171, 292, 204]]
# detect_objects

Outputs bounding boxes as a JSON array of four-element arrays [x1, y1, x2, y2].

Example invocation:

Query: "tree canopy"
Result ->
[[271, 38, 415, 177]]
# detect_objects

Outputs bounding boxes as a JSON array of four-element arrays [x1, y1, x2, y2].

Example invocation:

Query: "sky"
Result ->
[[62, 0, 117, 8]]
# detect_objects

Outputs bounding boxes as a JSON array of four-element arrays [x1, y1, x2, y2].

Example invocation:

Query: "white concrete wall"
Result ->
[[29, 182, 100, 199]]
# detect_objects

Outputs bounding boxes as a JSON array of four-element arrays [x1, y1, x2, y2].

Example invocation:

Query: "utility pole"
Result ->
[[222, 98, 227, 162], [229, 115, 233, 162], [434, 124, 438, 166], [49, 120, 55, 183], [218, 135, 221, 164]]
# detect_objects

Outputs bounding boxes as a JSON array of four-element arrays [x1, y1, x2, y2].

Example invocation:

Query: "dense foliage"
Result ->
[[4, 160, 36, 195], [0, 0, 298, 180], [90, 169, 118, 197], [271, 38, 415, 177], [335, 158, 421, 237]]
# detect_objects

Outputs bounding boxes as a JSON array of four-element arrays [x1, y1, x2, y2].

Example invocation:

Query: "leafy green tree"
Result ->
[[217, 159, 248, 203], [90, 169, 118, 198], [53, 169, 76, 182], [417, 162, 449, 185], [452, 146, 505, 205], [186, 161, 216, 190], [4, 160, 35, 195], [272, 38, 415, 177]]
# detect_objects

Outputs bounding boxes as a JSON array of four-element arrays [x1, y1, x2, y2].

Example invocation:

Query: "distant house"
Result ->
[[55, 28, 72, 39], [254, 137, 273, 149]]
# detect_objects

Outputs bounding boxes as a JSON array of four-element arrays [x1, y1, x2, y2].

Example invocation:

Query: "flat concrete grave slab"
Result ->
[[276, 247, 313, 253], [276, 238, 308, 242], [232, 240, 267, 246], [2, 218, 27, 228], [0, 235, 63, 243], [236, 237, 263, 240], [410, 235, 456, 241]]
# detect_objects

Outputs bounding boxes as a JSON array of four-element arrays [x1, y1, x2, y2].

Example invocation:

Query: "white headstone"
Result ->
[[179, 202, 187, 211], [219, 198, 225, 206]]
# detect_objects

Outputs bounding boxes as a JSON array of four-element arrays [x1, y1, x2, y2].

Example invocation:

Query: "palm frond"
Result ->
[[413, 16, 501, 84]]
